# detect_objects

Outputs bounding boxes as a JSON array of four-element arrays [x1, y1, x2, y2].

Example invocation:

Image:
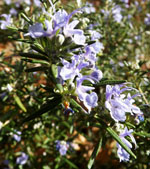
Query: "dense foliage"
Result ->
[[0, 0, 150, 168]]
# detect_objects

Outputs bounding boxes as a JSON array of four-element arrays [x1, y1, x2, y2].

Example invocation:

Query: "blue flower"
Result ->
[[56, 140, 70, 156], [60, 49, 102, 113], [16, 152, 28, 165], [9, 8, 17, 16], [0, 14, 11, 29], [34, 0, 41, 6], [13, 131, 21, 142], [76, 76, 100, 113], [25, 8, 82, 40], [144, 14, 150, 25], [101, 5, 123, 23], [138, 115, 144, 122], [76, 76, 95, 101], [25, 23, 46, 38], [72, 34, 86, 45], [84, 46, 97, 66], [64, 107, 74, 116], [84, 92, 98, 111], [89, 30, 102, 41], [105, 97, 129, 122], [112, 5, 123, 23], [105, 85, 143, 122], [89, 41, 104, 54], [82, 2, 96, 14], [60, 55, 89, 81], [4, 0, 11, 5], [117, 127, 137, 162]]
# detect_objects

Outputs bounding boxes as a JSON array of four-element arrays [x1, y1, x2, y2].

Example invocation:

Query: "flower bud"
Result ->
[[56, 34, 65, 45]]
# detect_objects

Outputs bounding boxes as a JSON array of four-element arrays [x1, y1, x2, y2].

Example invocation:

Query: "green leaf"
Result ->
[[51, 64, 58, 78], [22, 96, 62, 123], [8, 37, 33, 44], [20, 12, 33, 25], [62, 157, 78, 169], [19, 52, 49, 61], [106, 127, 136, 159], [43, 166, 50, 169], [50, 64, 63, 93], [134, 132, 150, 138], [88, 137, 103, 169], [125, 122, 136, 129], [70, 99, 85, 113], [53, 0, 60, 4], [95, 80, 126, 86], [31, 45, 47, 56], [22, 58, 49, 65], [87, 40, 96, 45], [25, 66, 49, 72], [6, 26, 27, 33], [13, 95, 27, 112], [94, 121, 136, 159]]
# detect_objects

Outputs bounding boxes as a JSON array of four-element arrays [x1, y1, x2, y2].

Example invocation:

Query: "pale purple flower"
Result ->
[[83, 2, 96, 14], [87, 23, 99, 30], [34, 0, 41, 6], [64, 20, 82, 36], [134, 35, 141, 41], [59, 47, 102, 113], [101, 9, 110, 20], [0, 14, 11, 29], [76, 76, 95, 101], [144, 13, 150, 26], [15, 2, 21, 8], [76, 76, 99, 113], [72, 34, 86, 45], [122, 0, 129, 3], [86, 31, 103, 57], [63, 18, 86, 45], [25, 23, 46, 38], [90, 69, 103, 82], [4, 0, 11, 5], [0, 92, 7, 100], [84, 46, 97, 66], [60, 55, 89, 81], [89, 41, 104, 54], [134, 1, 142, 12], [117, 127, 137, 162], [25, 21, 56, 38], [9, 8, 18, 16], [102, 5, 123, 23], [13, 131, 21, 142], [89, 30, 102, 41], [56, 140, 70, 156], [105, 97, 129, 122], [53, 9, 68, 29], [16, 152, 28, 165], [112, 6, 123, 23], [25, 8, 82, 40], [53, 8, 82, 31], [105, 85, 142, 122], [124, 93, 143, 116], [84, 92, 98, 112], [121, 0, 129, 8]]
